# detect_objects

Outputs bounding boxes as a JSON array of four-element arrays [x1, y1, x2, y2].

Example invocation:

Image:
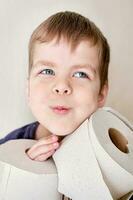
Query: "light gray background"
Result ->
[[0, 0, 133, 137]]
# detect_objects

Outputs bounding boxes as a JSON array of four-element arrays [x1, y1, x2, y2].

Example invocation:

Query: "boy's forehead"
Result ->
[[34, 37, 98, 53], [32, 38, 100, 72]]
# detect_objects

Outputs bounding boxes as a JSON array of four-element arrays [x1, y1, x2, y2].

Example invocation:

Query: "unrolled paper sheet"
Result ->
[[53, 119, 113, 200]]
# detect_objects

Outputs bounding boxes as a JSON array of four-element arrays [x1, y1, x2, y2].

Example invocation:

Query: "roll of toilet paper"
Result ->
[[0, 139, 61, 200], [53, 107, 133, 200], [88, 108, 133, 199]]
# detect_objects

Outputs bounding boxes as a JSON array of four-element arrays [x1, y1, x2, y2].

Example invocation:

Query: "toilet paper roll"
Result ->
[[0, 139, 61, 200], [53, 107, 133, 200], [88, 108, 133, 199]]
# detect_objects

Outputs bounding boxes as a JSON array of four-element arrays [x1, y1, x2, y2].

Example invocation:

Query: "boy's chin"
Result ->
[[47, 119, 87, 136], [50, 126, 78, 136]]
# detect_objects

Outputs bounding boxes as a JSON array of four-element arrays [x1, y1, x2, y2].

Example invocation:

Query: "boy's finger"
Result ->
[[34, 150, 55, 162], [40, 134, 58, 141], [27, 142, 59, 160], [39, 135, 58, 144], [29, 135, 58, 152]]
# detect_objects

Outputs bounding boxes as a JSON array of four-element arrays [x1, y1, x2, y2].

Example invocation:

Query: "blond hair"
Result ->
[[29, 11, 110, 90]]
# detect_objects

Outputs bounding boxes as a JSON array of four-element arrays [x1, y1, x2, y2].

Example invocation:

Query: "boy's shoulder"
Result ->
[[0, 121, 39, 145]]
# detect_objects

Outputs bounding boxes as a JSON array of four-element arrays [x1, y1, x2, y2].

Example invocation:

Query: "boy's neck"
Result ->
[[35, 123, 64, 142], [35, 124, 51, 139]]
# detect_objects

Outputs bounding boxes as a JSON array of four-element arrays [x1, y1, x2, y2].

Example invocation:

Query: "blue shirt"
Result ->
[[0, 121, 39, 145]]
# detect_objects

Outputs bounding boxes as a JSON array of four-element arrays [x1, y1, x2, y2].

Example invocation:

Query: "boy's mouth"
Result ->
[[50, 105, 71, 114]]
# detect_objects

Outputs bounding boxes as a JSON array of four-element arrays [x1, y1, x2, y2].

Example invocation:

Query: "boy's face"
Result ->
[[27, 38, 108, 136]]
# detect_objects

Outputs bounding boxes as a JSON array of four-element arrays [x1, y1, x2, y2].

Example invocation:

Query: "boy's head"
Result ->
[[27, 11, 110, 136], [29, 11, 110, 91]]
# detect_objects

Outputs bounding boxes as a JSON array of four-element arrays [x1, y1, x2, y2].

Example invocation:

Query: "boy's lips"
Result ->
[[50, 105, 71, 114]]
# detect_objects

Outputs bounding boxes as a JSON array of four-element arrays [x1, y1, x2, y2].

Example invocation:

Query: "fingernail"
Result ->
[[53, 142, 59, 147]]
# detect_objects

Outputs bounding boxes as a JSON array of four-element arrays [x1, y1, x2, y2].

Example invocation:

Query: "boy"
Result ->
[[0, 11, 109, 162]]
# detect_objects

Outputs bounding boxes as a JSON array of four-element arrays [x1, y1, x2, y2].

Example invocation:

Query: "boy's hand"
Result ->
[[26, 135, 59, 162]]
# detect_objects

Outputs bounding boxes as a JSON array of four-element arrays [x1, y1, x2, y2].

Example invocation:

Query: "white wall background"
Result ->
[[0, 0, 133, 137]]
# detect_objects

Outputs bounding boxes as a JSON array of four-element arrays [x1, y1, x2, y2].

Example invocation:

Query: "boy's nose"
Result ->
[[52, 83, 72, 95]]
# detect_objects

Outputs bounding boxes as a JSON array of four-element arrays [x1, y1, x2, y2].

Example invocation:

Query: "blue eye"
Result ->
[[40, 69, 55, 75], [73, 71, 89, 79]]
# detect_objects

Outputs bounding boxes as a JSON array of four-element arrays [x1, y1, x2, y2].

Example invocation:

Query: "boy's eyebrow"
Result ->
[[33, 60, 96, 74], [72, 64, 97, 74], [33, 60, 55, 68]]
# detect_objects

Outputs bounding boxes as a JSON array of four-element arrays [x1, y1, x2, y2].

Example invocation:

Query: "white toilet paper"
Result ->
[[89, 108, 133, 199], [0, 140, 61, 200], [53, 108, 133, 200]]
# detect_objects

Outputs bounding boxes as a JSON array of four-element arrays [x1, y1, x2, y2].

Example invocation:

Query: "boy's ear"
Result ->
[[98, 83, 108, 108]]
